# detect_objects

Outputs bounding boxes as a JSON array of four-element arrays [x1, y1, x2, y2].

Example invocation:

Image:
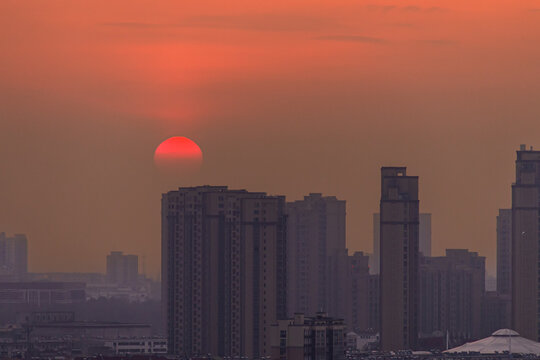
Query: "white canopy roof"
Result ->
[[445, 329, 540, 355]]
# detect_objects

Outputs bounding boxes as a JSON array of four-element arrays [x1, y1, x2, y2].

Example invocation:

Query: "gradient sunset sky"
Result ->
[[2, 0, 540, 277]]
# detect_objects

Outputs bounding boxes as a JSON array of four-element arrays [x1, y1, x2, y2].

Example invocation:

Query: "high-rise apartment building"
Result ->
[[496, 209, 512, 295], [286, 193, 346, 318], [347, 251, 370, 332], [380, 167, 419, 350], [372, 212, 430, 274], [372, 214, 380, 274], [419, 214, 432, 257], [0, 233, 28, 279], [368, 274, 380, 331], [512, 145, 540, 341], [106, 251, 139, 286], [419, 250, 485, 345], [162, 186, 287, 358]]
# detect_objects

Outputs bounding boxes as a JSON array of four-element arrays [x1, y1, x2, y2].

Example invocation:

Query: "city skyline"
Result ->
[[3, 1, 540, 275], [5, 1, 540, 358]]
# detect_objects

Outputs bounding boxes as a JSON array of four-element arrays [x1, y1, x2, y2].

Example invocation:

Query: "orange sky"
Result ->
[[2, 0, 540, 277]]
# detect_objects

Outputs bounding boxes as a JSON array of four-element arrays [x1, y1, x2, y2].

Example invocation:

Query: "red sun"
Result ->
[[154, 136, 203, 176]]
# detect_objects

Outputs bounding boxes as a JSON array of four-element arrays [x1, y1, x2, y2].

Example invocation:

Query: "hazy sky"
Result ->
[[2, 0, 540, 277]]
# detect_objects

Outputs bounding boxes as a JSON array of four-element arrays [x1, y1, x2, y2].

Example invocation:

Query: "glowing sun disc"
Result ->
[[154, 136, 203, 175]]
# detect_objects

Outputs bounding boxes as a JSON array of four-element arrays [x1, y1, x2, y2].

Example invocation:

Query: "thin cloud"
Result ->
[[317, 35, 386, 44], [419, 39, 457, 46], [366, 4, 447, 13], [402, 6, 421, 12], [102, 22, 169, 29], [181, 14, 340, 32], [102, 14, 341, 33], [366, 5, 397, 12]]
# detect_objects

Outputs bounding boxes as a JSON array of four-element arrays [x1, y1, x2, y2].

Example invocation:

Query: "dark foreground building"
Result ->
[[512, 145, 540, 341], [161, 186, 287, 358], [379, 167, 419, 351]]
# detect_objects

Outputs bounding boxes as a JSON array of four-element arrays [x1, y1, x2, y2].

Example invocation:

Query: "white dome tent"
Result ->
[[444, 329, 540, 355]]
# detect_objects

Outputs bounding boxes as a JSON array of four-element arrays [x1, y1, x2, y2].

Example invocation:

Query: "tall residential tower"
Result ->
[[162, 186, 287, 358], [372, 212, 430, 274], [380, 167, 419, 350], [286, 193, 346, 319], [497, 209, 512, 296], [512, 145, 540, 341]]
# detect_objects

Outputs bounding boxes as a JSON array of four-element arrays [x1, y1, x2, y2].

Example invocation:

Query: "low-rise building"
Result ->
[[270, 312, 345, 360], [104, 337, 167, 354], [346, 331, 379, 351], [0, 282, 85, 306]]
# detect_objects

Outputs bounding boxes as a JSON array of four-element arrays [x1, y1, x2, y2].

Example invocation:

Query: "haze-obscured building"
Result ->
[[496, 209, 512, 296], [0, 233, 28, 279], [346, 251, 370, 332], [481, 291, 510, 338], [368, 274, 380, 332], [379, 167, 419, 350], [162, 186, 287, 358], [286, 193, 347, 319], [0, 282, 85, 306], [106, 251, 138, 286], [419, 250, 485, 346]]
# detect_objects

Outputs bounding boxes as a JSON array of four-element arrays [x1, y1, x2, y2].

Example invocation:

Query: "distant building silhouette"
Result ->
[[481, 291, 510, 338], [372, 214, 380, 274], [512, 144, 540, 341], [496, 209, 512, 296], [106, 251, 138, 286], [0, 232, 28, 279], [368, 274, 380, 332], [419, 213, 432, 257], [372, 212, 431, 274], [286, 193, 347, 319], [0, 282, 85, 305], [161, 186, 287, 358], [379, 167, 419, 350], [419, 250, 485, 346], [346, 251, 370, 332]]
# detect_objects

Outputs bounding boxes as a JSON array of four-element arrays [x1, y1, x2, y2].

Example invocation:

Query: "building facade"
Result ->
[[270, 313, 345, 360], [106, 251, 139, 286], [496, 209, 512, 296], [379, 167, 419, 350], [368, 274, 380, 332], [419, 214, 432, 257], [372, 213, 430, 274], [347, 251, 370, 332], [0, 233, 28, 279], [162, 186, 287, 358], [512, 145, 540, 341], [105, 338, 167, 355], [481, 291, 511, 338], [0, 282, 86, 306], [286, 193, 347, 319], [419, 250, 485, 346]]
